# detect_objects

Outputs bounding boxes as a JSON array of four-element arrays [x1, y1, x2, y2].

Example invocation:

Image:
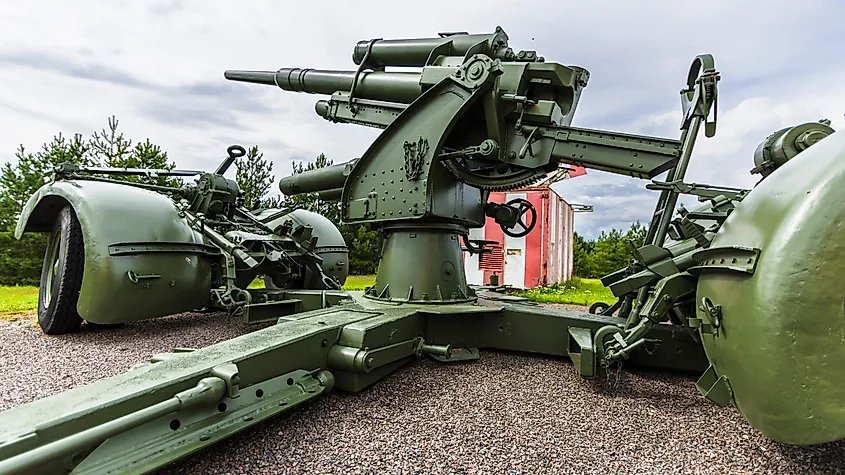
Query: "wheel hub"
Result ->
[[43, 229, 62, 308]]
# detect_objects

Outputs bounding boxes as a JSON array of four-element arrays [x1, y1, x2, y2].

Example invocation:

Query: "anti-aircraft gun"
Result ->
[[16, 145, 350, 334], [225, 27, 686, 304], [2, 27, 845, 474]]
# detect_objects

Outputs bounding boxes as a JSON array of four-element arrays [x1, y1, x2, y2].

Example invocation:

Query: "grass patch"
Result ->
[[0, 285, 38, 317], [0, 275, 377, 317], [514, 277, 616, 306], [0, 276, 606, 318], [248, 274, 376, 291], [342, 275, 376, 291]]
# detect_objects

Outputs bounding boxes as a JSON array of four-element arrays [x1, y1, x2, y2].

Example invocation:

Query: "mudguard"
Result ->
[[16, 180, 216, 324], [695, 128, 845, 445]]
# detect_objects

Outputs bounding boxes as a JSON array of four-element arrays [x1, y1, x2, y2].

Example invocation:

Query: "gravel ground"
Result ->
[[1, 308, 844, 475]]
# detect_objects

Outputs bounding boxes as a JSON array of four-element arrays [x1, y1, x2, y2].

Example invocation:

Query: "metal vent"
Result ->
[[479, 243, 504, 272]]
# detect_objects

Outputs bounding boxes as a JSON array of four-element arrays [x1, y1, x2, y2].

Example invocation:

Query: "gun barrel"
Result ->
[[352, 30, 509, 67], [224, 68, 423, 104], [279, 160, 357, 196]]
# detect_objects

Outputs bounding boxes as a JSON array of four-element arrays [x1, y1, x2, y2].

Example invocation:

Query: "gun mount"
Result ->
[[226, 26, 691, 306], [15, 145, 350, 334], [2, 27, 844, 474]]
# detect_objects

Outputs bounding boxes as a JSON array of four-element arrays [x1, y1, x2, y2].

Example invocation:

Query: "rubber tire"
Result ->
[[37, 206, 85, 335], [589, 301, 611, 315]]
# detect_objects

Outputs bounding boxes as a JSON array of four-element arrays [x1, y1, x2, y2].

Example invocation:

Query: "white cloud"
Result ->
[[554, 67, 845, 237], [556, 110, 845, 234], [0, 0, 843, 237]]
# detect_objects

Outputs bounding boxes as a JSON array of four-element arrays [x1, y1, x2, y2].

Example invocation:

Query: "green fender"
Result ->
[[695, 128, 845, 445], [16, 180, 216, 324]]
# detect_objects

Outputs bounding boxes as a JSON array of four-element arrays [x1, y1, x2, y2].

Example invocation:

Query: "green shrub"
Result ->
[[514, 277, 615, 306], [0, 232, 47, 286]]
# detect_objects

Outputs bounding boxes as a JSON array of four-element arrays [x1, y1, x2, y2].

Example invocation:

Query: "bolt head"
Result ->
[[468, 64, 484, 79]]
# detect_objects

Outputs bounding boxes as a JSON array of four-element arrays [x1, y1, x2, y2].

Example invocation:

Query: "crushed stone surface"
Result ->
[[1, 309, 843, 475]]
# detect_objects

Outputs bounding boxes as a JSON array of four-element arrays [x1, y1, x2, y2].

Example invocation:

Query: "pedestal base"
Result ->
[[364, 222, 474, 304]]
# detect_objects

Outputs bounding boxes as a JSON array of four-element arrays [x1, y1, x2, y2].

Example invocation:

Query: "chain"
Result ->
[[603, 357, 624, 394]]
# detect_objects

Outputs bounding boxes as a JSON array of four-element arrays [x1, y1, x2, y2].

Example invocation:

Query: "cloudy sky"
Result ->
[[1, 0, 843, 238]]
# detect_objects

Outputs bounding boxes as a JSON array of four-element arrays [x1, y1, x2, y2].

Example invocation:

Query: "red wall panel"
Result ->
[[524, 189, 546, 288]]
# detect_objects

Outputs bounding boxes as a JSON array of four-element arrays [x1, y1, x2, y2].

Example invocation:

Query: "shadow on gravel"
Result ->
[[58, 311, 275, 341], [774, 439, 845, 471]]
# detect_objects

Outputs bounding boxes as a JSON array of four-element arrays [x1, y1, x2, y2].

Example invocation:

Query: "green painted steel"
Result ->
[[243, 27, 691, 306], [257, 208, 349, 288], [15, 150, 350, 333], [351, 28, 512, 67], [0, 293, 707, 474], [370, 224, 472, 303], [225, 69, 425, 104], [16, 180, 214, 324], [2, 26, 844, 474], [695, 126, 845, 445], [0, 305, 364, 474]]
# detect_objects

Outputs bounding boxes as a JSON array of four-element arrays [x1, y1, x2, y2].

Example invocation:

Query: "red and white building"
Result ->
[[462, 167, 587, 289]]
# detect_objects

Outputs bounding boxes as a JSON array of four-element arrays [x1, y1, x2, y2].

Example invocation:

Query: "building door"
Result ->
[[503, 192, 526, 288]]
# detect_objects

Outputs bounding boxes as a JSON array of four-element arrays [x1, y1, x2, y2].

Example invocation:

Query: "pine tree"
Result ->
[[624, 221, 647, 248], [0, 116, 183, 220], [89, 116, 182, 187], [572, 232, 592, 278], [0, 133, 92, 230], [572, 221, 647, 278], [89, 115, 132, 166], [281, 154, 341, 220], [235, 145, 277, 210]]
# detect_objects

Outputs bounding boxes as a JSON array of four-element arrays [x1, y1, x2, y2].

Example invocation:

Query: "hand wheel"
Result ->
[[500, 198, 537, 238]]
